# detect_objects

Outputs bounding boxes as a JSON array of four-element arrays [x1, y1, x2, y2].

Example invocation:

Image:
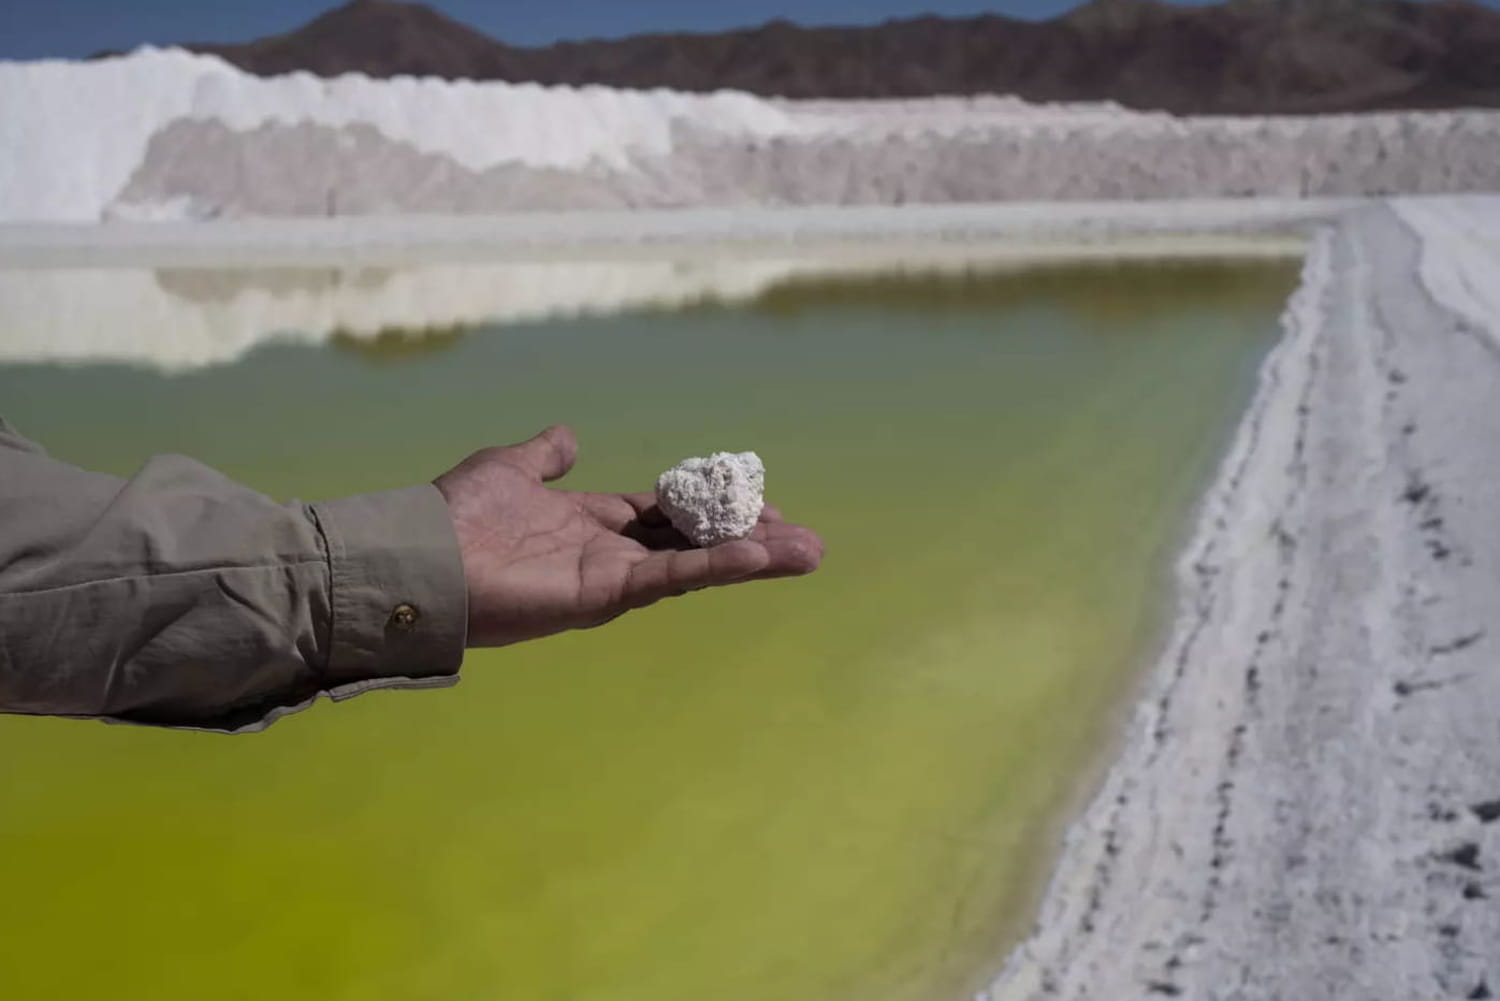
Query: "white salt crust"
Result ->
[[655, 451, 765, 547]]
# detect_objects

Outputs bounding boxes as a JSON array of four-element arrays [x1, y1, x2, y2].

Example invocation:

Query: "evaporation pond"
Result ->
[[0, 254, 1297, 1001]]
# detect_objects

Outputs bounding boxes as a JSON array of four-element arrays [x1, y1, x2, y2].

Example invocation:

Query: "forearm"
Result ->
[[0, 420, 467, 732]]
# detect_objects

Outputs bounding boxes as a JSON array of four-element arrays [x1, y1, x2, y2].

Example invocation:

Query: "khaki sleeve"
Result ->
[[0, 418, 467, 733]]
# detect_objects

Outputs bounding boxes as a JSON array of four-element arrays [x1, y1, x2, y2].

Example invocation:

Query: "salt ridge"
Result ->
[[1396, 199, 1500, 349]]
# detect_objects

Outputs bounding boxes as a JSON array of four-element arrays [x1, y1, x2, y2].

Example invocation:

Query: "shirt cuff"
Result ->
[[310, 484, 468, 696]]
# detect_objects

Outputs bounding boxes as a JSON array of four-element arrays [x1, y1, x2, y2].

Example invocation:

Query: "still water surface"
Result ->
[[0, 256, 1295, 1001]]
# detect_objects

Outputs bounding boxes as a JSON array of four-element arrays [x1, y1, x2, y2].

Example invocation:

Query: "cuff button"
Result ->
[[390, 603, 420, 632]]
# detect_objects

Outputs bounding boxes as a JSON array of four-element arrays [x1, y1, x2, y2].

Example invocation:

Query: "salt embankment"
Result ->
[[985, 197, 1500, 1000], [0, 199, 1329, 268], [2, 50, 1500, 222]]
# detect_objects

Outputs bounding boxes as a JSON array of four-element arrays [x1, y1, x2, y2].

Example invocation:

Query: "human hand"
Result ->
[[434, 426, 824, 648]]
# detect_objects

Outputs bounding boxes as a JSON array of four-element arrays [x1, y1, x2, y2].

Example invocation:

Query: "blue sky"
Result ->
[[0, 0, 1452, 60], [3, 0, 1496, 60]]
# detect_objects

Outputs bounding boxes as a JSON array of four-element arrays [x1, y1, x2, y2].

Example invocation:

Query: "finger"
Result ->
[[618, 492, 670, 527], [622, 516, 820, 555], [577, 492, 667, 533], [502, 425, 577, 482], [623, 540, 771, 609], [749, 522, 824, 576], [621, 522, 694, 551], [578, 493, 638, 531], [593, 494, 782, 532], [620, 511, 816, 553]]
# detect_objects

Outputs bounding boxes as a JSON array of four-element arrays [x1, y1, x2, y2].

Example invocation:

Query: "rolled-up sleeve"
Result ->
[[0, 418, 467, 733]]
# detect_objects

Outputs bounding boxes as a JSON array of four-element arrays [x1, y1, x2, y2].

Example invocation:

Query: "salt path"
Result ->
[[986, 198, 1500, 1001]]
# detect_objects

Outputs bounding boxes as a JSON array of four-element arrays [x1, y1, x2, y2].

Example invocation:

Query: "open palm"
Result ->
[[434, 426, 824, 648]]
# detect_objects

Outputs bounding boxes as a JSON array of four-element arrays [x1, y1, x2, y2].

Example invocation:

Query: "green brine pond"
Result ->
[[0, 252, 1297, 1001]]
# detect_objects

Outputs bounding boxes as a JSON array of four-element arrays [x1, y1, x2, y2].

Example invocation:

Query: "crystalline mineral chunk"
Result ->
[[655, 451, 765, 547]]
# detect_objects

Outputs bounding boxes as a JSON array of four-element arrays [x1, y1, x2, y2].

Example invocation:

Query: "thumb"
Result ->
[[501, 425, 578, 482]]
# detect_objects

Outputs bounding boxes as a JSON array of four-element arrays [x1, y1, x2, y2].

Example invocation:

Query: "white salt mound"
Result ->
[[6, 49, 1500, 222], [656, 452, 765, 548], [0, 48, 795, 223]]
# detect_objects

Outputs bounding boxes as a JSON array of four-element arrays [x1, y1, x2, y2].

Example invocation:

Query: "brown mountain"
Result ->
[[163, 0, 1500, 114]]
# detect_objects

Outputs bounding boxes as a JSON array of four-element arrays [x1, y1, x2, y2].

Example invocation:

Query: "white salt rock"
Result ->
[[656, 451, 765, 547]]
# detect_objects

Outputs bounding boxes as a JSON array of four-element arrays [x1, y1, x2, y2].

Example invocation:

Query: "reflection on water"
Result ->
[[750, 258, 1299, 322], [328, 324, 472, 364], [0, 250, 1298, 371], [155, 266, 399, 303], [0, 253, 1297, 1001], [0, 257, 836, 370]]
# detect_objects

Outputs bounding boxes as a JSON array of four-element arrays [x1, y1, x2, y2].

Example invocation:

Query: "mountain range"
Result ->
[[142, 0, 1500, 114]]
